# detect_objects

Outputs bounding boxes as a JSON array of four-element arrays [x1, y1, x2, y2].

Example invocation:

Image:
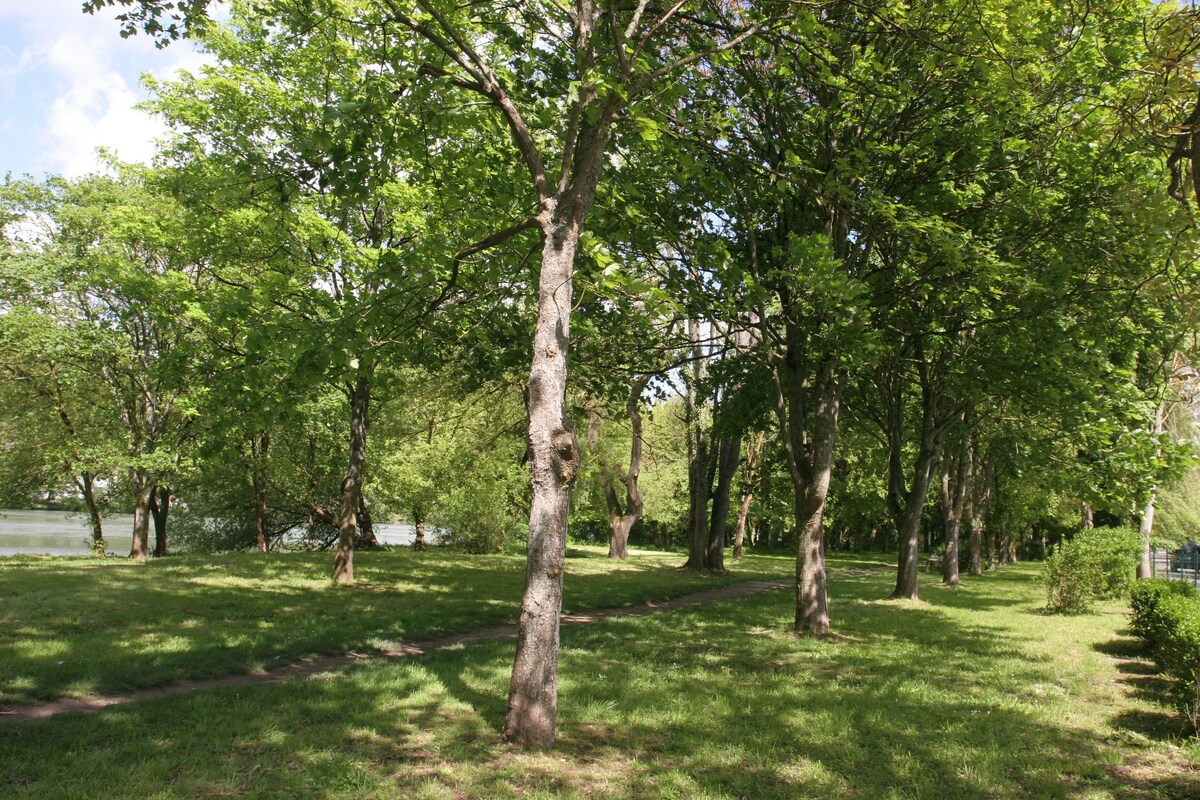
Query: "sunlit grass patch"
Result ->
[[1, 557, 1194, 799], [0, 546, 795, 704]]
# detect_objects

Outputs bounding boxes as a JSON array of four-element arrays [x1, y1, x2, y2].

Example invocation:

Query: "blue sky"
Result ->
[[0, 0, 213, 179]]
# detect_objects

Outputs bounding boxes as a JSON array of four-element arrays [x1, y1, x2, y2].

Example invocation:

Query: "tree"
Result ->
[[1, 168, 205, 558]]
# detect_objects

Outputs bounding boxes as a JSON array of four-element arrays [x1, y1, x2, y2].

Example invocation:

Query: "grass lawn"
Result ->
[[2, 551, 1197, 799], [0, 545, 810, 706]]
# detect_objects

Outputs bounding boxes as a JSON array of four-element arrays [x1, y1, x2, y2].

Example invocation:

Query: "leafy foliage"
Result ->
[[1043, 527, 1141, 613]]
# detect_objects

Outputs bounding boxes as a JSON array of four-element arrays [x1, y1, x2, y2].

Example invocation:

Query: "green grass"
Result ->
[[0, 545, 805, 705], [2, 554, 1196, 799]]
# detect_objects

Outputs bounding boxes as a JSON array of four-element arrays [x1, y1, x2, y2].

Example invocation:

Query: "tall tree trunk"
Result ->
[[967, 450, 992, 576], [707, 434, 741, 572], [1137, 403, 1165, 579], [611, 377, 648, 559], [1081, 500, 1094, 531], [254, 473, 269, 553], [884, 358, 944, 600], [246, 431, 271, 553], [76, 471, 104, 555], [503, 219, 583, 749], [788, 361, 842, 635], [305, 433, 318, 551], [332, 369, 370, 583], [940, 440, 969, 586], [150, 484, 170, 557], [413, 508, 427, 551], [891, 451, 939, 600], [684, 315, 710, 570], [733, 432, 764, 561], [129, 469, 152, 559]]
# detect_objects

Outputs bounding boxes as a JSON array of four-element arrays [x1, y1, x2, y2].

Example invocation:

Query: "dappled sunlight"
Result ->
[[1, 561, 1192, 798], [1, 548, 776, 705]]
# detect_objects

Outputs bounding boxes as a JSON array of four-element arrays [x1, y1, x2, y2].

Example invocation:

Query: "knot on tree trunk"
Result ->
[[551, 426, 579, 485]]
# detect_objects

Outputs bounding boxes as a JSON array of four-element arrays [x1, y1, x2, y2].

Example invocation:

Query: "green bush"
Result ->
[[432, 475, 525, 554], [1129, 579, 1200, 732], [1043, 527, 1140, 613], [1130, 579, 1198, 639]]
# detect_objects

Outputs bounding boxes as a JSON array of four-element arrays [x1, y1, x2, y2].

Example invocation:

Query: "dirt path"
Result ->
[[0, 567, 889, 726]]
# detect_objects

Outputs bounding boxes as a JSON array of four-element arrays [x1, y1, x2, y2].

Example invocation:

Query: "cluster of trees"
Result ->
[[1, 0, 1198, 747]]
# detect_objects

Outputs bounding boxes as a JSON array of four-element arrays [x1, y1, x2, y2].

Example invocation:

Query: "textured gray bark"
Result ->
[[885, 354, 946, 601], [772, 346, 842, 635], [587, 377, 647, 560], [503, 220, 581, 749]]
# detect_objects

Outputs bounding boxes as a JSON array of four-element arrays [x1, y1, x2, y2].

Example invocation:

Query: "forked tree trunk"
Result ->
[[707, 434, 741, 573], [611, 378, 647, 559], [587, 377, 648, 560], [332, 370, 370, 583], [151, 485, 170, 557], [503, 218, 583, 749], [77, 471, 104, 555], [129, 469, 152, 559], [891, 450, 938, 600], [357, 495, 379, 548], [885, 360, 943, 600]]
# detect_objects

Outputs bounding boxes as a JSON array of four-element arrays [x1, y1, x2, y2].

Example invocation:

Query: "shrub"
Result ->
[[1129, 579, 1200, 733], [432, 475, 524, 554], [1043, 527, 1140, 613], [1130, 579, 1198, 640]]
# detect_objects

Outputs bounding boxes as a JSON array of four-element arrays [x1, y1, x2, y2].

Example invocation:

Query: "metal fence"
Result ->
[[1150, 545, 1200, 589]]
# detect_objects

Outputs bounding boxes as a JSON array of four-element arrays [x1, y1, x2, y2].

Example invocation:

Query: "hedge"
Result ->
[[1129, 579, 1200, 728]]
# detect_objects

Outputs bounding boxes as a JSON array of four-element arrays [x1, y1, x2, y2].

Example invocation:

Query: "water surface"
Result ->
[[0, 510, 415, 557]]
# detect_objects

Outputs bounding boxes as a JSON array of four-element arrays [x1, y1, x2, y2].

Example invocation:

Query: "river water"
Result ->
[[0, 509, 416, 557]]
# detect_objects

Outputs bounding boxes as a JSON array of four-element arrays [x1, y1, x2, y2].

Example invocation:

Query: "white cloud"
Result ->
[[0, 0, 215, 178]]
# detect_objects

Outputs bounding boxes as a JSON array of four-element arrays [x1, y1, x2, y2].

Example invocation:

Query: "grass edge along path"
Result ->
[[0, 578, 807, 725]]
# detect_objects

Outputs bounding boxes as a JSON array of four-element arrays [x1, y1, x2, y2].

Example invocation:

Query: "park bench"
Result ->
[[925, 554, 943, 573]]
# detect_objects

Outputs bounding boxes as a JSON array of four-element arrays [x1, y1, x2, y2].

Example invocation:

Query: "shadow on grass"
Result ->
[[1, 548, 782, 706], [1094, 637, 1194, 742], [0, 564, 1171, 799]]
